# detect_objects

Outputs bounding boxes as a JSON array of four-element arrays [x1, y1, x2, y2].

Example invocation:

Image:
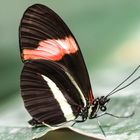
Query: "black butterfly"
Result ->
[[19, 4, 139, 130]]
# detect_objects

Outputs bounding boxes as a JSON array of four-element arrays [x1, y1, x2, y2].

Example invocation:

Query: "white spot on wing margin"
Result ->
[[42, 75, 75, 121]]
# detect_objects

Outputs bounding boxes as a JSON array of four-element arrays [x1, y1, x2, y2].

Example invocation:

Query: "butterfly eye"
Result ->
[[100, 106, 106, 111]]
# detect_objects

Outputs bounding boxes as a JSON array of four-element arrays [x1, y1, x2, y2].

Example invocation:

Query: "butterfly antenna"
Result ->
[[107, 76, 140, 97], [106, 65, 140, 98], [96, 118, 106, 137]]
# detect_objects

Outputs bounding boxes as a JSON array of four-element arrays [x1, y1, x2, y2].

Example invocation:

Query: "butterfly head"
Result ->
[[88, 96, 110, 119], [98, 96, 110, 111]]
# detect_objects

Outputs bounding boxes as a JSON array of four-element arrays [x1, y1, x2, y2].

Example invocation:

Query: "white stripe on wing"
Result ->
[[42, 75, 75, 121]]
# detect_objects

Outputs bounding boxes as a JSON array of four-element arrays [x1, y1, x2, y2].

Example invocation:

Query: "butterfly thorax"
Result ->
[[89, 96, 110, 119], [79, 96, 110, 121]]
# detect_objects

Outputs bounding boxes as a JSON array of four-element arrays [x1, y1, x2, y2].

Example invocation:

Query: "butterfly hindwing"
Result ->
[[21, 60, 86, 125]]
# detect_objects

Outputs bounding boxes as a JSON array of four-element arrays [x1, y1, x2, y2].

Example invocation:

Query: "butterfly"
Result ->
[[19, 4, 139, 128]]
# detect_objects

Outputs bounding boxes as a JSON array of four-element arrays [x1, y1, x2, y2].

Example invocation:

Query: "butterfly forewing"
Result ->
[[19, 4, 93, 125]]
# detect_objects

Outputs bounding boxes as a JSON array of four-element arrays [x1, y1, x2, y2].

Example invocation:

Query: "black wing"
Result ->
[[19, 4, 94, 125]]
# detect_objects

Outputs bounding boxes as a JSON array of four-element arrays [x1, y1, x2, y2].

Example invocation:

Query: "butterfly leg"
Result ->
[[90, 111, 135, 119], [72, 107, 88, 126], [71, 116, 87, 126]]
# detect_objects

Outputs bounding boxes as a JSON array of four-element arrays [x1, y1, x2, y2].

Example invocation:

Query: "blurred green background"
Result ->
[[0, 0, 140, 140]]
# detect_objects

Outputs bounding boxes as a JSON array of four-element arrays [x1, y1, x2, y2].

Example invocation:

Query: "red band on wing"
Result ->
[[22, 36, 78, 61], [89, 89, 94, 105]]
